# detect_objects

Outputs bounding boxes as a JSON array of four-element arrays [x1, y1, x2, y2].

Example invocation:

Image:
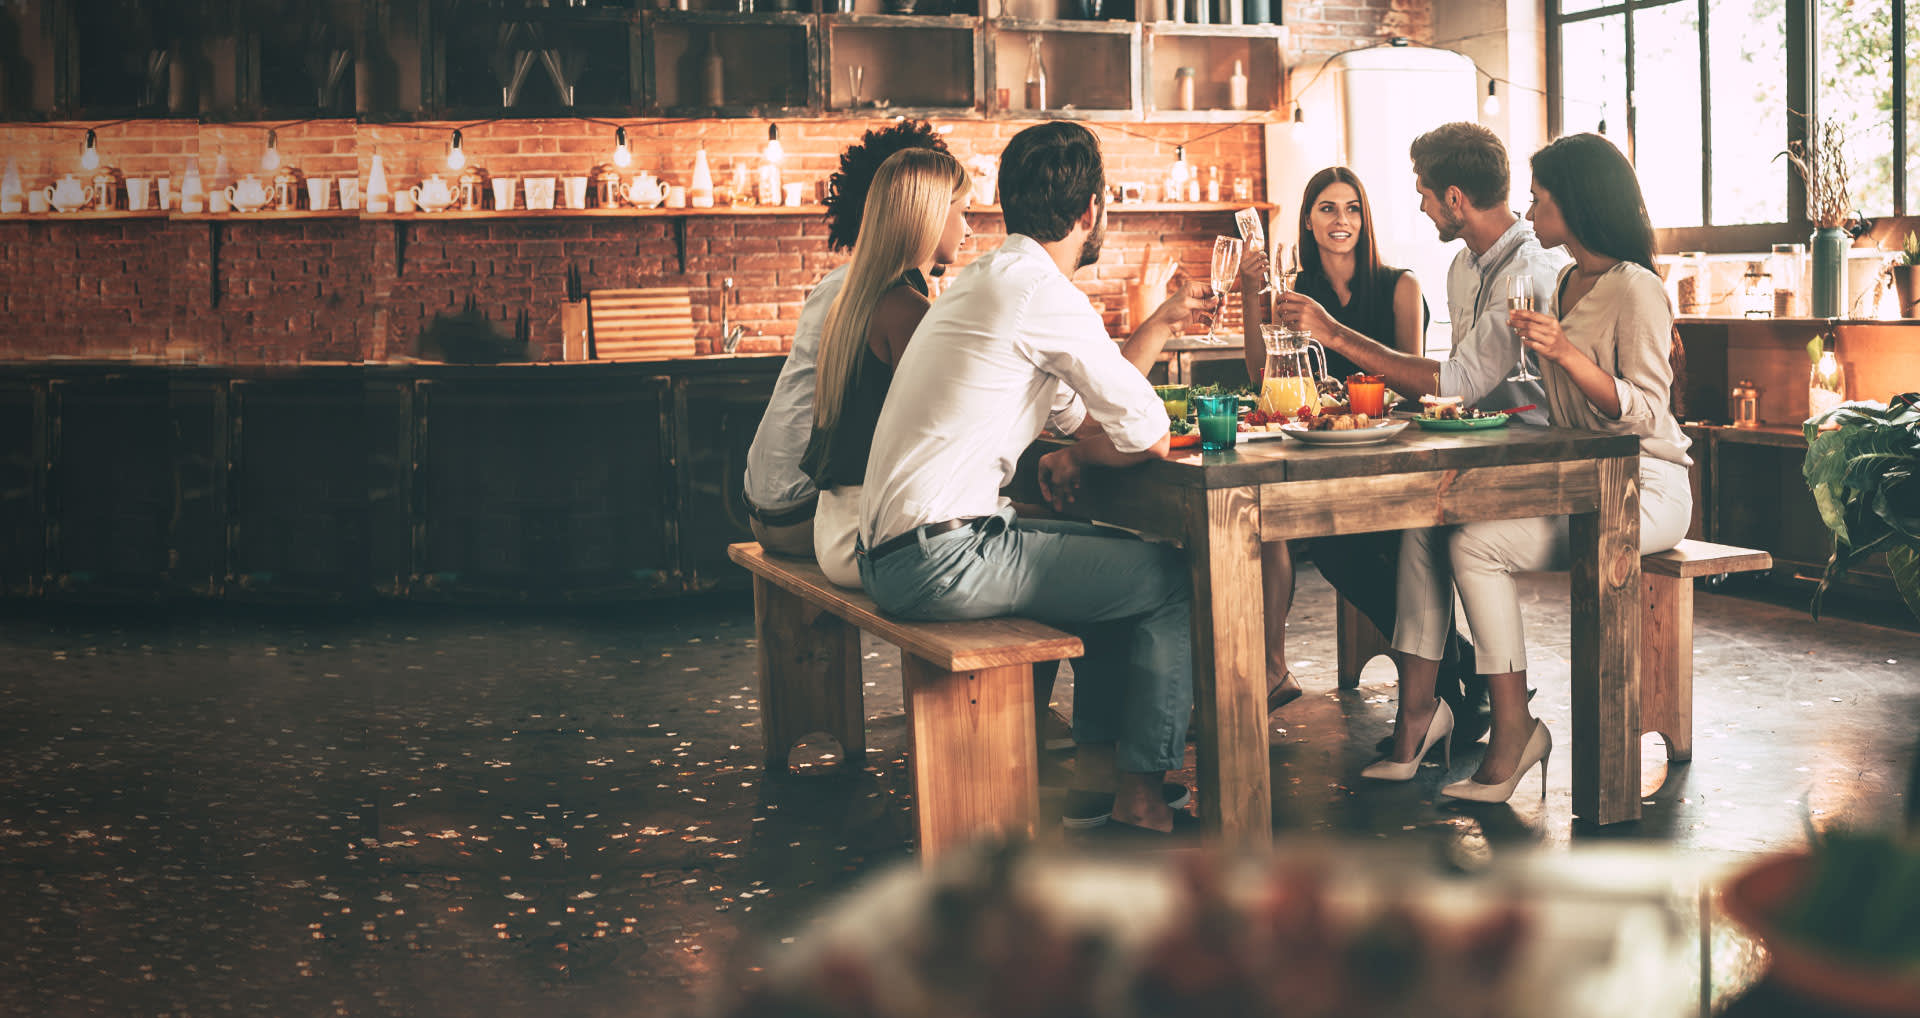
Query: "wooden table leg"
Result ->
[[902, 658, 1039, 863], [753, 575, 864, 772], [1185, 485, 1270, 846], [1568, 455, 1642, 824]]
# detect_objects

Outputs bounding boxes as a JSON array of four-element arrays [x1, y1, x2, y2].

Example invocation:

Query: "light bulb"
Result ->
[[447, 129, 466, 171], [612, 126, 632, 168], [1816, 350, 1838, 377], [763, 124, 783, 165], [1482, 81, 1500, 116], [1170, 145, 1190, 185], [261, 129, 281, 171], [80, 129, 100, 171]]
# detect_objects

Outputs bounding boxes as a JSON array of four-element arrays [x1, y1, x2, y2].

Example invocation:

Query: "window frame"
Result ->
[[1547, 0, 1911, 253]]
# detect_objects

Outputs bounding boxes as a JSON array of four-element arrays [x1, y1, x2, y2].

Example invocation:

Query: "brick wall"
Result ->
[[0, 0, 1433, 363]]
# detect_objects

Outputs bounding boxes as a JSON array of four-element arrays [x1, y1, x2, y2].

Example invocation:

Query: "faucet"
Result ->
[[720, 277, 745, 353]]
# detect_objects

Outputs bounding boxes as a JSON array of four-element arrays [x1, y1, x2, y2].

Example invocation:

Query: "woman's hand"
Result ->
[[1238, 246, 1269, 288], [1509, 308, 1575, 365], [1274, 290, 1337, 344]]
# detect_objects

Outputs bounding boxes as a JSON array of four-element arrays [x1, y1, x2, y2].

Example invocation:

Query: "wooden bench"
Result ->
[[728, 542, 1083, 862], [1334, 538, 1772, 763]]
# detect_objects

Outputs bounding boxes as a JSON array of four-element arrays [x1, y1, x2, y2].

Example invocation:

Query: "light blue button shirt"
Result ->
[[1438, 218, 1563, 425]]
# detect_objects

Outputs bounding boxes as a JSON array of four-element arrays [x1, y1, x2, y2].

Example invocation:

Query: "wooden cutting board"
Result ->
[[588, 287, 698, 360]]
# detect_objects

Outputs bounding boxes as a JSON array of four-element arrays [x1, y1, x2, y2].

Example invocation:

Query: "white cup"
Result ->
[[492, 177, 517, 211], [564, 176, 588, 210], [306, 177, 331, 211], [782, 181, 806, 207], [125, 178, 151, 211], [393, 191, 415, 214], [524, 177, 555, 210], [209, 191, 230, 213], [27, 191, 48, 213], [337, 177, 359, 210], [156, 177, 172, 210], [666, 185, 687, 209]]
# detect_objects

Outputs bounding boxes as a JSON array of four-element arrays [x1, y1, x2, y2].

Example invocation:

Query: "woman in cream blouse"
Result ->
[[1366, 133, 1692, 803]]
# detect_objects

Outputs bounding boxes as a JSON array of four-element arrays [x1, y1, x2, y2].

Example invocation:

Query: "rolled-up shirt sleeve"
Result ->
[[1045, 382, 1088, 437], [1438, 301, 1521, 407], [1017, 278, 1167, 454], [1609, 272, 1676, 425]]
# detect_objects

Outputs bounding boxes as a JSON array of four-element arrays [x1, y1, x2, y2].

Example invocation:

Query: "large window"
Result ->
[[1552, 0, 1914, 242]]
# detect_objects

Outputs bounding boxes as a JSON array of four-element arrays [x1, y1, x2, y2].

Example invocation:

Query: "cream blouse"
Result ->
[[1542, 261, 1692, 469]]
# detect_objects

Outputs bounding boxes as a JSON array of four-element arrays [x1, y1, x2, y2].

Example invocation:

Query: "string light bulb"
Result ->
[[1596, 106, 1608, 136], [261, 129, 282, 171], [80, 129, 100, 171], [763, 124, 783, 166], [446, 129, 466, 171], [612, 126, 632, 168], [1483, 79, 1500, 116]]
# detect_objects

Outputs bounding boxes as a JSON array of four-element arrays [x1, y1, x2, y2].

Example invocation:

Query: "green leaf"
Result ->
[[1889, 544, 1920, 623]]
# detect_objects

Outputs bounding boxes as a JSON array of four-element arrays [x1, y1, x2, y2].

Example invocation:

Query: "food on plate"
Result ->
[[1419, 394, 1495, 420], [1238, 408, 1288, 432], [1307, 411, 1373, 432]]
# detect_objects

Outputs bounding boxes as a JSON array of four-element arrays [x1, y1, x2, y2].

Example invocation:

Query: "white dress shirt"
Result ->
[[1439, 218, 1564, 425], [859, 235, 1167, 548], [743, 263, 846, 513]]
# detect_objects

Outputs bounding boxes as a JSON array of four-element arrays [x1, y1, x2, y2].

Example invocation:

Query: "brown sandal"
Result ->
[[1266, 672, 1303, 714]]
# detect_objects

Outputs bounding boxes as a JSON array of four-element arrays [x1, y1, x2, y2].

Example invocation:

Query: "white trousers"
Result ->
[[813, 485, 864, 590], [1392, 457, 1692, 674]]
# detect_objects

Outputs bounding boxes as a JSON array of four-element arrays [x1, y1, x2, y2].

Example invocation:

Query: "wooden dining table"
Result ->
[[1055, 423, 1646, 844]]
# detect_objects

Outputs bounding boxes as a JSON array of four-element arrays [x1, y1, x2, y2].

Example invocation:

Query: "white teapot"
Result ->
[[46, 175, 93, 213], [226, 176, 268, 213], [411, 175, 453, 213], [627, 172, 663, 208]]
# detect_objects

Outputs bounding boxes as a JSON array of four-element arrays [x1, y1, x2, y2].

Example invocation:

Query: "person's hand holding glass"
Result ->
[[1505, 275, 1541, 383], [1206, 235, 1243, 345]]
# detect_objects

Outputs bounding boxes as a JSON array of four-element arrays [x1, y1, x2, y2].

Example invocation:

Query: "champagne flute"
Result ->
[[1506, 274, 1540, 383], [1276, 242, 1300, 294], [1208, 235, 1243, 345]]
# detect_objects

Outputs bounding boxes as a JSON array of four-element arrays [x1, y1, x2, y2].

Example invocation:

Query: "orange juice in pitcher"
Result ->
[[1258, 325, 1324, 417]]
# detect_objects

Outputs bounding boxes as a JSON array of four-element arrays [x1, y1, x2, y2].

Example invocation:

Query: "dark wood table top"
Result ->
[[1130, 424, 1640, 488]]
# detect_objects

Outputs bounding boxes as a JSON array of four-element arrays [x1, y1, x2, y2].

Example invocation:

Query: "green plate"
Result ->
[[1413, 413, 1510, 431]]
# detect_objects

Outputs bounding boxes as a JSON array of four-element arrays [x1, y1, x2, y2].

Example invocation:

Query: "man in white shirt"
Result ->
[[743, 121, 951, 558], [856, 122, 1211, 836], [1273, 121, 1561, 748]]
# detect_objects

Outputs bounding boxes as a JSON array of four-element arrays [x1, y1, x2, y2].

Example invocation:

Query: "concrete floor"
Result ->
[[0, 569, 1914, 1017]]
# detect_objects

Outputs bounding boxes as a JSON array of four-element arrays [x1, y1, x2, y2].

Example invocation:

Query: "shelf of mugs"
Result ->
[[170, 210, 364, 221], [359, 205, 831, 219]]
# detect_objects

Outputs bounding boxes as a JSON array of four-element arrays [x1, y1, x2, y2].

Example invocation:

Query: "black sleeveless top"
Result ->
[[799, 272, 928, 491], [1293, 265, 1429, 381]]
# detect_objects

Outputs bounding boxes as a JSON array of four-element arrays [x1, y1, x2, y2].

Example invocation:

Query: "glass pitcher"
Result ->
[[1258, 324, 1324, 418]]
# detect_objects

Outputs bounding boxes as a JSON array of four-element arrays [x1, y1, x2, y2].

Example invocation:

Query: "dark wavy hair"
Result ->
[[997, 121, 1105, 243], [1296, 167, 1385, 308], [822, 120, 949, 252], [1529, 133, 1657, 274], [1408, 121, 1509, 210]]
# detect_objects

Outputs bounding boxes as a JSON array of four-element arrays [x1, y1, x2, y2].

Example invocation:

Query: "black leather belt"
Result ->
[[868, 517, 985, 561]]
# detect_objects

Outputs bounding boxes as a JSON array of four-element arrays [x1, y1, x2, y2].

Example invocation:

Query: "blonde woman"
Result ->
[[801, 148, 973, 588]]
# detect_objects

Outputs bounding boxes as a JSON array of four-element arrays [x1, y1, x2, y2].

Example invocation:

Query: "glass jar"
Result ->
[[1770, 242, 1805, 317], [1729, 379, 1760, 428], [1175, 67, 1196, 111], [1675, 251, 1708, 316]]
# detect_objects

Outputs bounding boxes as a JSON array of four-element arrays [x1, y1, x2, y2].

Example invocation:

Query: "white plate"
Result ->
[[1277, 419, 1411, 446], [1237, 427, 1289, 442]]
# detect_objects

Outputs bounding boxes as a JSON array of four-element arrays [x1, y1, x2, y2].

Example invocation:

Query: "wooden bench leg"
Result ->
[[901, 656, 1039, 864], [753, 575, 864, 773], [1336, 591, 1390, 689], [1640, 572, 1693, 763]]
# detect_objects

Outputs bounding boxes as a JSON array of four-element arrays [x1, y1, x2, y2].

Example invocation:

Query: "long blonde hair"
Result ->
[[812, 147, 969, 435]]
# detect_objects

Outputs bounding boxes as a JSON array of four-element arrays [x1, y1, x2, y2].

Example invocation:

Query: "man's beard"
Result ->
[[1433, 208, 1465, 243], [1076, 217, 1106, 270]]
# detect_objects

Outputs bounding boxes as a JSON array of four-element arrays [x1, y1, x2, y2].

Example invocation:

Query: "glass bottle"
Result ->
[[1675, 250, 1707, 316], [1228, 60, 1248, 110], [1024, 36, 1047, 112], [1174, 66, 1196, 111], [1728, 379, 1760, 428], [1770, 242, 1805, 318], [1809, 331, 1845, 418], [1205, 165, 1219, 203], [689, 146, 714, 208], [1741, 261, 1773, 318]]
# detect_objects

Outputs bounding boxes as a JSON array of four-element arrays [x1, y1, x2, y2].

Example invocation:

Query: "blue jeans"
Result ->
[[858, 506, 1192, 773]]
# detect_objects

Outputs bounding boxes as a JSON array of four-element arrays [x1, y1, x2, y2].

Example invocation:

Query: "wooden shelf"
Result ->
[[1677, 316, 1920, 327], [991, 16, 1139, 34], [1146, 21, 1287, 36], [171, 210, 363, 221], [970, 201, 1270, 214], [360, 205, 828, 219], [0, 210, 172, 221], [825, 12, 980, 27]]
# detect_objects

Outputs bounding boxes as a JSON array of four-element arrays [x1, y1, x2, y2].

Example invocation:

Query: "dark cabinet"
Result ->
[[672, 371, 773, 591], [0, 381, 43, 596], [225, 375, 374, 599], [429, 4, 640, 116], [411, 373, 677, 600], [43, 376, 175, 597]]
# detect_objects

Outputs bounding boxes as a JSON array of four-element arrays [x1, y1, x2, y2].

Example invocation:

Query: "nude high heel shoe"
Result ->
[[1441, 719, 1552, 803], [1360, 699, 1453, 781]]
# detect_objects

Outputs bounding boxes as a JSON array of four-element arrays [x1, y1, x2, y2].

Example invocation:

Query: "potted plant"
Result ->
[[1803, 392, 1920, 622], [1893, 231, 1920, 318], [1782, 117, 1853, 317]]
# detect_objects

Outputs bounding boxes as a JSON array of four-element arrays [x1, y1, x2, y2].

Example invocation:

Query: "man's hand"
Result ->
[[1036, 447, 1084, 511], [1148, 270, 1215, 334], [1275, 290, 1340, 346]]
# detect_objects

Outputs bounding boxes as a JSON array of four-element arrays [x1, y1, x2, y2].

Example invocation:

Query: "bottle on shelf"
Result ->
[[690, 146, 715, 208], [1728, 379, 1760, 429], [1174, 66, 1195, 112], [1205, 166, 1219, 203], [1025, 36, 1048, 112], [1229, 60, 1249, 111], [757, 125, 783, 206], [1741, 261, 1773, 319], [704, 40, 725, 107], [1770, 242, 1805, 317]]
